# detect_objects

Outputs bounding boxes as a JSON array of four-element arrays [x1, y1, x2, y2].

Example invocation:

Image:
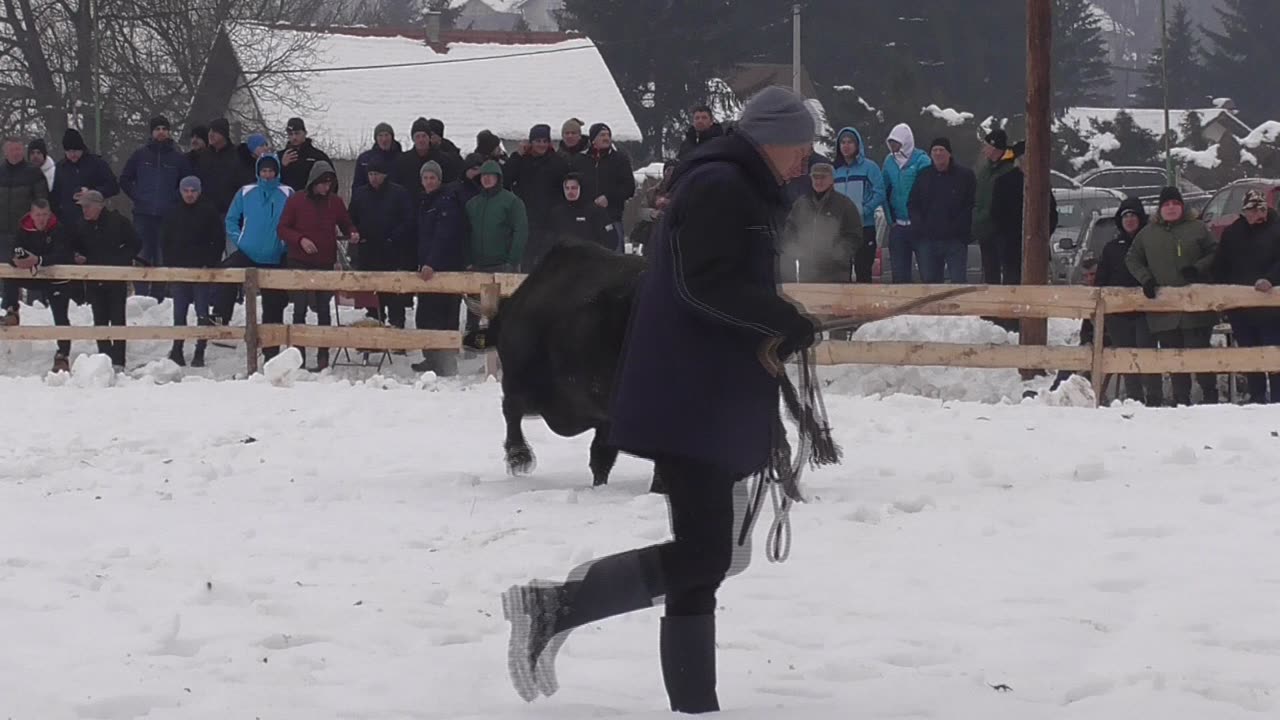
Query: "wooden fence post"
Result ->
[[1091, 293, 1107, 406], [480, 281, 501, 379], [244, 268, 261, 375]]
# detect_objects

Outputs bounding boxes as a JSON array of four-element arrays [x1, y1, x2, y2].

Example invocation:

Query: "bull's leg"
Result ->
[[504, 394, 536, 475], [589, 427, 619, 487]]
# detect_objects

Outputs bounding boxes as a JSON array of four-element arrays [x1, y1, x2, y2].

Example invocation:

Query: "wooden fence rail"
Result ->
[[4, 266, 1280, 405]]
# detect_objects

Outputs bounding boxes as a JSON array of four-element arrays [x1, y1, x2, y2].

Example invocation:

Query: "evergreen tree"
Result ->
[[1052, 119, 1092, 175], [1136, 3, 1206, 108], [1093, 110, 1161, 166], [1052, 0, 1112, 110], [1179, 111, 1208, 151], [1204, 0, 1280, 123]]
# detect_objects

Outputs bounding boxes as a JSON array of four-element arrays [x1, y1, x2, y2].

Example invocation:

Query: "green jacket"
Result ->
[[972, 152, 1016, 241], [1125, 212, 1218, 333], [465, 161, 528, 269]]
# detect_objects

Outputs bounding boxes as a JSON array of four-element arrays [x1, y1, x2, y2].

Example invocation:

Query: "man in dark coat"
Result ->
[[411, 160, 468, 376], [678, 105, 724, 159], [547, 173, 615, 250], [352, 122, 403, 192], [453, 153, 485, 207], [72, 190, 140, 369], [0, 137, 49, 264], [505, 123, 570, 270], [577, 123, 635, 251], [1212, 189, 1280, 403], [395, 117, 465, 191], [349, 153, 414, 327], [279, 117, 333, 194], [120, 115, 192, 299], [558, 118, 589, 158], [425, 118, 464, 181], [500, 86, 820, 713], [1096, 197, 1161, 405], [908, 137, 976, 284], [50, 129, 118, 224], [988, 141, 1059, 287], [780, 161, 862, 283], [161, 176, 224, 367], [783, 145, 830, 206], [193, 118, 245, 219], [4, 198, 76, 370]]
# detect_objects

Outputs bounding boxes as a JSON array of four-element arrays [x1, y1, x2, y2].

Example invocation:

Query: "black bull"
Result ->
[[463, 241, 663, 490]]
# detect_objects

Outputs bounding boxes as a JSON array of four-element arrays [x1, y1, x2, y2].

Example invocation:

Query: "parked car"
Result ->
[[1200, 178, 1280, 241], [1075, 166, 1212, 215], [1054, 210, 1122, 285], [1051, 169, 1082, 190]]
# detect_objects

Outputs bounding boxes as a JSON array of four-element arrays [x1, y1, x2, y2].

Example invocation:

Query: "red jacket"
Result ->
[[277, 191, 354, 268]]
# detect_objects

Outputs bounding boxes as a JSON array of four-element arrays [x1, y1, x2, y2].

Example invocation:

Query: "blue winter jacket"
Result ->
[[119, 139, 192, 218], [225, 155, 293, 265], [881, 124, 933, 224], [832, 127, 885, 228]]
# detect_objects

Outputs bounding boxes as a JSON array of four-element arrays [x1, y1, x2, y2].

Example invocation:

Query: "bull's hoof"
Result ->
[[506, 446, 536, 476], [591, 473, 609, 487]]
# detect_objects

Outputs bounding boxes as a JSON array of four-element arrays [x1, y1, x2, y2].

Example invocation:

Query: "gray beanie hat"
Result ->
[[420, 160, 443, 180], [736, 86, 815, 146], [179, 175, 202, 192]]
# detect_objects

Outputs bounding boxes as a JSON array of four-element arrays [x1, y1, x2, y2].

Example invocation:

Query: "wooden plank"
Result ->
[[1101, 346, 1280, 374], [495, 272, 526, 297], [784, 283, 1098, 320], [257, 325, 462, 351], [244, 269, 261, 375], [1101, 285, 1280, 314], [0, 326, 244, 341], [255, 269, 496, 295], [1091, 295, 1107, 406], [0, 265, 246, 284], [480, 282, 502, 378], [814, 341, 1093, 371]]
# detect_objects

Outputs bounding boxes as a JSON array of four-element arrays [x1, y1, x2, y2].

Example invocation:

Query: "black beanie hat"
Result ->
[[1158, 186, 1184, 206], [984, 128, 1009, 150], [209, 117, 231, 141], [930, 137, 952, 153], [27, 138, 47, 156], [427, 118, 445, 137], [588, 122, 612, 144], [150, 115, 171, 131], [62, 128, 88, 152], [529, 124, 552, 142], [476, 130, 501, 156], [286, 117, 306, 133], [190, 125, 209, 144], [411, 117, 431, 137]]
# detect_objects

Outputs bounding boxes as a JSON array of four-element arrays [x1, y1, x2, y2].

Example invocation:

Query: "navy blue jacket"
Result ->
[[351, 140, 404, 191], [120, 139, 192, 218], [50, 154, 118, 222], [416, 186, 468, 272], [610, 132, 807, 476], [349, 180, 414, 271], [908, 161, 977, 245]]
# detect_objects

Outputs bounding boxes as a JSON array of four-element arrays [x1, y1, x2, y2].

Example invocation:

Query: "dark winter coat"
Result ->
[[120, 139, 192, 218], [11, 213, 75, 281], [990, 166, 1060, 254], [1126, 209, 1217, 333], [558, 138, 589, 158], [352, 140, 404, 191], [678, 122, 725, 159], [1096, 198, 1147, 290], [577, 146, 636, 222], [547, 198, 615, 251], [1211, 209, 1280, 324], [279, 139, 333, 194], [193, 143, 247, 216], [908, 161, 977, 245], [973, 150, 1018, 243], [161, 198, 225, 268], [50, 153, 118, 222], [0, 160, 49, 250], [349, 179, 414, 271], [780, 188, 863, 283], [610, 132, 808, 476], [277, 163, 354, 269], [504, 149, 570, 230], [73, 208, 140, 268], [417, 186, 469, 272]]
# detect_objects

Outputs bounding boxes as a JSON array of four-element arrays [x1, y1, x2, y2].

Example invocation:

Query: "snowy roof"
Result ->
[[451, 0, 525, 11], [1060, 107, 1252, 141], [922, 104, 974, 127], [1241, 121, 1280, 149], [227, 24, 641, 158], [1088, 2, 1133, 37]]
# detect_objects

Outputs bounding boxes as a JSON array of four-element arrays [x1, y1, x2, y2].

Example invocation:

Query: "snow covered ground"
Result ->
[[3, 370, 1280, 719]]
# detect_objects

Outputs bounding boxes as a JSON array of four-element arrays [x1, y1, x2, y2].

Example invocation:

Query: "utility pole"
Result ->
[[1021, 0, 1051, 354], [1160, 0, 1173, 184], [91, 0, 101, 151], [791, 3, 801, 94]]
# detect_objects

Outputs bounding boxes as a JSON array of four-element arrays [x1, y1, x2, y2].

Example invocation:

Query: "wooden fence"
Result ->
[[3, 266, 1280, 405]]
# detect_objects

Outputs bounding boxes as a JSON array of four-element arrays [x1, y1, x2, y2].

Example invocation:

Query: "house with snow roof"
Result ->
[[185, 21, 639, 192], [452, 0, 563, 32], [1060, 105, 1253, 146]]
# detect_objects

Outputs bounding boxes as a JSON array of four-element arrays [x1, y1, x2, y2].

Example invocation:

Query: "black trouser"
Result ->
[[1106, 313, 1163, 405], [3, 280, 73, 355], [980, 233, 1022, 285], [1229, 314, 1280, 403], [213, 251, 288, 356], [366, 293, 408, 328], [1151, 325, 1218, 406], [86, 282, 127, 366], [853, 225, 877, 284]]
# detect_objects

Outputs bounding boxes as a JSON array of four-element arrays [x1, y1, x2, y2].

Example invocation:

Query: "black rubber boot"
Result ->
[[661, 615, 720, 713], [168, 341, 186, 367], [191, 340, 207, 368], [502, 548, 663, 702]]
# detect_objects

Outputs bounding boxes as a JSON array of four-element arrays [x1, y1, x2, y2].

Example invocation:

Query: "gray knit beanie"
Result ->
[[735, 86, 815, 146], [420, 160, 443, 180]]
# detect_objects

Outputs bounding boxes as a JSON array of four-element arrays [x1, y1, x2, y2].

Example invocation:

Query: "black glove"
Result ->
[[1143, 280, 1158, 299], [776, 314, 817, 360], [1181, 266, 1200, 283]]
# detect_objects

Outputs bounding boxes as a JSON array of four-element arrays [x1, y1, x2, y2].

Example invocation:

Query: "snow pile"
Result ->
[[70, 353, 115, 388], [1170, 144, 1221, 170], [1241, 148, 1259, 166], [1240, 120, 1280, 149], [1041, 373, 1096, 407], [131, 358, 184, 385], [262, 346, 304, 386], [922, 104, 974, 127]]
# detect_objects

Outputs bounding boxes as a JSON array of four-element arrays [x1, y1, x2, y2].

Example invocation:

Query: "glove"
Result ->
[[1142, 280, 1158, 299], [776, 313, 817, 360], [1181, 266, 1200, 283]]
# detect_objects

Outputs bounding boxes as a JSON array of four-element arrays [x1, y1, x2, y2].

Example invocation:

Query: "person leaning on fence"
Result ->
[[277, 160, 356, 373], [0, 136, 50, 325], [411, 160, 468, 377], [215, 153, 293, 361], [348, 152, 413, 329], [1210, 189, 1280, 403], [1094, 197, 1163, 405], [161, 176, 224, 369], [5, 198, 77, 372], [1126, 186, 1219, 407], [119, 115, 192, 301], [72, 190, 139, 370]]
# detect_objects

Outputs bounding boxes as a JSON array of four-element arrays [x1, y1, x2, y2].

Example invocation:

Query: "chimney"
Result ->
[[424, 10, 441, 44]]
